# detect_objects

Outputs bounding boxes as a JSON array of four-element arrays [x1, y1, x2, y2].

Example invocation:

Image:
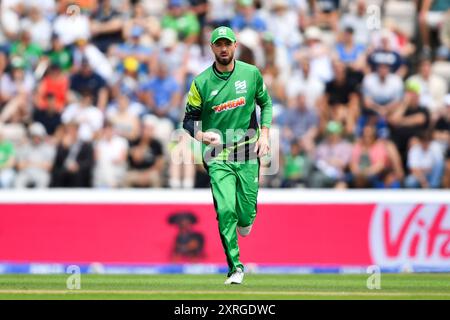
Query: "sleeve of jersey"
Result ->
[[255, 68, 273, 129], [182, 80, 203, 138]]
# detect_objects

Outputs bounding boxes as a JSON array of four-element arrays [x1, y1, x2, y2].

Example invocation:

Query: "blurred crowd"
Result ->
[[0, 0, 449, 190]]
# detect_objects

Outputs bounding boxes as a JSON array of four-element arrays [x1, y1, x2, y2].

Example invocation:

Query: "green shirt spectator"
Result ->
[[0, 140, 15, 168], [162, 0, 200, 43], [282, 142, 312, 188], [10, 31, 43, 69], [0, 137, 15, 188]]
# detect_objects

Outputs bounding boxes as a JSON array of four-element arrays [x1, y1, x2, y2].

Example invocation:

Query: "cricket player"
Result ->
[[182, 26, 272, 284]]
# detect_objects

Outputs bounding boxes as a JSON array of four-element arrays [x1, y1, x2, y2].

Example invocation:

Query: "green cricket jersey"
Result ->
[[184, 60, 273, 162]]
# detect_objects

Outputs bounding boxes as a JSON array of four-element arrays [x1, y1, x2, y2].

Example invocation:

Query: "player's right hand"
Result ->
[[199, 131, 222, 146]]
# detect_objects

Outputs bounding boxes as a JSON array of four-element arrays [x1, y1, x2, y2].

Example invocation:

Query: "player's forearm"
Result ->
[[260, 126, 270, 139], [259, 99, 273, 129]]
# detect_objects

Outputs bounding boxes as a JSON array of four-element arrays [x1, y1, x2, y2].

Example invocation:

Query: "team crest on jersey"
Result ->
[[235, 80, 247, 94], [212, 97, 246, 113]]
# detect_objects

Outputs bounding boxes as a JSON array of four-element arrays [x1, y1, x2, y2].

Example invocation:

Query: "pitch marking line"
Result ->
[[1, 290, 450, 297]]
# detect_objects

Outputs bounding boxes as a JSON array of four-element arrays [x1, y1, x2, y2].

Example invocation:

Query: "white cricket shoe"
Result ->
[[224, 268, 244, 285], [237, 224, 252, 237]]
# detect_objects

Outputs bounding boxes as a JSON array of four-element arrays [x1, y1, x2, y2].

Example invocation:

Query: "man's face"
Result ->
[[211, 38, 237, 66], [420, 61, 431, 77], [377, 64, 390, 78]]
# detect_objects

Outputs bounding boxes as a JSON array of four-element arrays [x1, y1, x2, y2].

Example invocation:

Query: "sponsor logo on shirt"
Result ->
[[212, 97, 246, 113], [235, 80, 247, 94]]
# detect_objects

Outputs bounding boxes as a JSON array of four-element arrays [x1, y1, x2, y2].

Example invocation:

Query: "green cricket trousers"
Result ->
[[206, 159, 260, 277]]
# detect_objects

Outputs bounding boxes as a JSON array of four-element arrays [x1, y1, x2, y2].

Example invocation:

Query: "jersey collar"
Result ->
[[212, 60, 236, 80]]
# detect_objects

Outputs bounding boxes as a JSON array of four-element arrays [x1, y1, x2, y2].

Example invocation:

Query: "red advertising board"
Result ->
[[1, 201, 449, 267]]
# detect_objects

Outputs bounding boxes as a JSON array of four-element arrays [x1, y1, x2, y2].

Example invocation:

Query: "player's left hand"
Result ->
[[254, 135, 270, 158]]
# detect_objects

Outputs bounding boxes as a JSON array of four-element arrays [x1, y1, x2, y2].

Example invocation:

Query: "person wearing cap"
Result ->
[[15, 122, 55, 188], [387, 79, 431, 168], [182, 26, 273, 284]]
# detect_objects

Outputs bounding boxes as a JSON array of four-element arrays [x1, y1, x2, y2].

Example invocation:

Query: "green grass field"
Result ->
[[0, 274, 449, 300]]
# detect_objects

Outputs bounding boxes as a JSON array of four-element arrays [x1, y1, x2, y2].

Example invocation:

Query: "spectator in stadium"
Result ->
[[339, 0, 371, 46], [206, 0, 235, 28], [90, 0, 124, 53], [264, 0, 303, 53], [319, 60, 359, 135], [34, 63, 69, 114], [107, 94, 141, 142], [383, 18, 416, 58], [433, 94, 450, 189], [9, 30, 43, 71], [334, 26, 366, 74], [388, 80, 431, 166], [51, 122, 94, 188], [310, 0, 340, 32], [310, 121, 352, 188], [405, 131, 444, 189], [260, 32, 290, 84], [286, 58, 324, 113], [125, 117, 165, 188], [231, 0, 267, 33], [368, 29, 407, 77], [111, 24, 153, 76], [279, 92, 318, 154], [433, 95, 450, 154], [69, 58, 109, 111], [52, 3, 91, 46], [161, 0, 201, 46], [15, 122, 55, 188], [61, 90, 104, 142], [0, 56, 35, 123], [20, 5, 52, 51], [44, 34, 72, 72], [406, 58, 447, 119], [72, 37, 114, 83], [93, 121, 129, 188], [437, 9, 450, 60], [111, 56, 144, 103], [188, 0, 209, 38], [281, 139, 313, 188], [139, 61, 182, 125], [0, 125, 15, 188], [362, 63, 403, 119], [123, 1, 161, 41], [32, 93, 62, 136], [0, 3, 20, 74], [349, 123, 402, 189], [168, 130, 196, 189], [295, 26, 333, 83], [419, 0, 450, 57]]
